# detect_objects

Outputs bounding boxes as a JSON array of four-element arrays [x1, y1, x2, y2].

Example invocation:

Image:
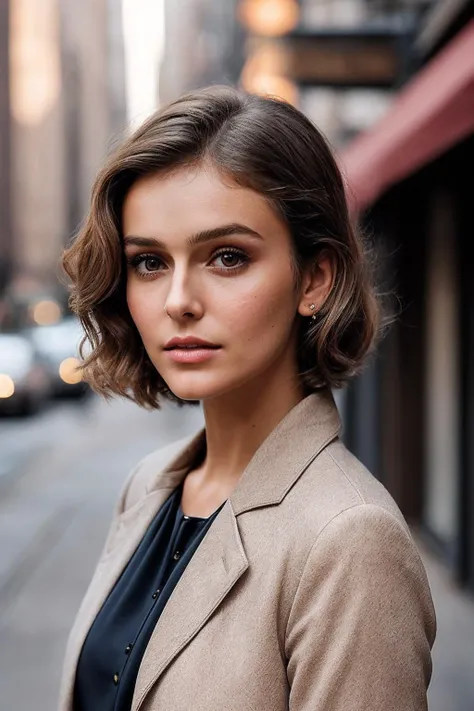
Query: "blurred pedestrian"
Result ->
[[59, 85, 436, 711]]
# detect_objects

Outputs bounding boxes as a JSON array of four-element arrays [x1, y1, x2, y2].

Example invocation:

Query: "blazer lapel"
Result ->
[[230, 388, 341, 515], [131, 500, 248, 711], [59, 487, 177, 711]]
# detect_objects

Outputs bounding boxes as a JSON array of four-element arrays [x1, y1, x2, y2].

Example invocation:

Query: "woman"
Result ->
[[59, 85, 436, 711]]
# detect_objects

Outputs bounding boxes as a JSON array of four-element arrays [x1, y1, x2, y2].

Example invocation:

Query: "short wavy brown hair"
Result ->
[[62, 84, 380, 409]]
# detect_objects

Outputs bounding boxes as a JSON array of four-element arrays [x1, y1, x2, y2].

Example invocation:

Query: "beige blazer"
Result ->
[[58, 390, 436, 711]]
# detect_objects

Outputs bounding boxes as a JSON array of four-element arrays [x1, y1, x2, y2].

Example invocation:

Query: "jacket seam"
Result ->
[[325, 448, 366, 504]]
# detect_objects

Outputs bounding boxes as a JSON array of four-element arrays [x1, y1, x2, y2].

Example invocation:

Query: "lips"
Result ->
[[163, 339, 221, 364], [166, 344, 219, 350], [164, 336, 220, 350]]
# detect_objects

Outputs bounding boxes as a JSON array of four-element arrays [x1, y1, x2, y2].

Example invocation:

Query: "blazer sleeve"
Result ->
[[285, 503, 436, 711]]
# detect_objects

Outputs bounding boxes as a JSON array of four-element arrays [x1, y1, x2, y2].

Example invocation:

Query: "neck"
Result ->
[[200, 361, 305, 488]]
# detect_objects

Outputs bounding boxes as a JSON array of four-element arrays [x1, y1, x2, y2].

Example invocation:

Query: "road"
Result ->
[[0, 394, 473, 710]]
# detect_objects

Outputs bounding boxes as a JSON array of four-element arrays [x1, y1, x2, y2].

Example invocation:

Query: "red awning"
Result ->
[[340, 20, 474, 214]]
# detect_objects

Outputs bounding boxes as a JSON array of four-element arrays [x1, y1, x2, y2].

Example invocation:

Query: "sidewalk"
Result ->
[[416, 537, 474, 711]]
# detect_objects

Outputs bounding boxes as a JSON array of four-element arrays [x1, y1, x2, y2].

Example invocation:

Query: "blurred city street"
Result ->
[[0, 0, 473, 708], [0, 395, 472, 711]]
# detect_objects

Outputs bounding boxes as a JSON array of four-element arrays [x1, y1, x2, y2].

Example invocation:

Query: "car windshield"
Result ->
[[0, 336, 33, 372], [26, 318, 84, 355]]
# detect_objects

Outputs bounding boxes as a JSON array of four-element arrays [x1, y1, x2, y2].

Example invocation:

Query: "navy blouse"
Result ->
[[73, 482, 226, 711]]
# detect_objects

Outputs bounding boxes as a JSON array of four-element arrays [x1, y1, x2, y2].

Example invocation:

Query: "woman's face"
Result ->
[[123, 164, 306, 402]]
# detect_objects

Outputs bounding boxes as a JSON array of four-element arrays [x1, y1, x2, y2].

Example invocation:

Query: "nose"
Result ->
[[163, 268, 204, 322]]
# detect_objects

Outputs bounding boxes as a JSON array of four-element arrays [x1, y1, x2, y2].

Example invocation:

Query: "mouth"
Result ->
[[163, 336, 222, 364], [164, 337, 221, 350], [164, 344, 220, 350], [163, 343, 222, 364]]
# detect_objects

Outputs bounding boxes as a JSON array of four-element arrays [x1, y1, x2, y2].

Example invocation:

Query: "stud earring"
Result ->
[[309, 304, 317, 321]]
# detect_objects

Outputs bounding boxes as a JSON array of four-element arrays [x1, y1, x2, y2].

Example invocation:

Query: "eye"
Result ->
[[210, 248, 249, 271], [126, 253, 165, 277]]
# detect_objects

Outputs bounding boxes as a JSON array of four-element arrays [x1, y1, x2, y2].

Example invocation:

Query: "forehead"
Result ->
[[122, 164, 284, 240]]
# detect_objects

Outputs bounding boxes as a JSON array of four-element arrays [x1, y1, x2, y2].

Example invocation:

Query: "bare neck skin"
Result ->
[[181, 335, 305, 516]]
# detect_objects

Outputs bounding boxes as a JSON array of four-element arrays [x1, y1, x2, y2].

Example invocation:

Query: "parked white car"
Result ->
[[23, 317, 90, 398]]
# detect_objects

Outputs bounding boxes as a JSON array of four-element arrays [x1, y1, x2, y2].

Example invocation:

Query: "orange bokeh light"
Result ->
[[238, 0, 299, 38]]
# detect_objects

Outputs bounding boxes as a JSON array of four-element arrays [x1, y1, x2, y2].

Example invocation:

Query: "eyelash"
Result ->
[[126, 247, 250, 279]]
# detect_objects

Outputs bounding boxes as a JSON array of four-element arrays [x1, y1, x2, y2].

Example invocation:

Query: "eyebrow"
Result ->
[[123, 222, 263, 249]]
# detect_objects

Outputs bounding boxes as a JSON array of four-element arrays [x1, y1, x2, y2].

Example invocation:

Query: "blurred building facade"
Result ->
[[0, 0, 11, 301], [337, 0, 474, 593], [159, 0, 245, 103], [9, 0, 68, 307], [1, 0, 126, 323], [239, 0, 436, 145]]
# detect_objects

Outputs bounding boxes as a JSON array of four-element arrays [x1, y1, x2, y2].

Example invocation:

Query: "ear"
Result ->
[[297, 250, 334, 318]]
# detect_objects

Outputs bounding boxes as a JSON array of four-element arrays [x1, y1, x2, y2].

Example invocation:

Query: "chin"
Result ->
[[163, 370, 249, 403], [163, 373, 217, 401]]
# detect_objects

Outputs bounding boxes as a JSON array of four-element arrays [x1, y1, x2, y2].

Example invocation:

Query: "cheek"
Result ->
[[224, 270, 297, 344], [126, 283, 158, 339]]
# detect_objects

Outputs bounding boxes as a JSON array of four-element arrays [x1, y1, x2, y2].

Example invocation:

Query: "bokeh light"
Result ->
[[59, 357, 83, 385], [238, 0, 299, 37], [31, 300, 62, 326], [0, 375, 15, 399]]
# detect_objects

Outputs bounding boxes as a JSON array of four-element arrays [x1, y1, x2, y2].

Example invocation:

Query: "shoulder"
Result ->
[[288, 500, 436, 643], [289, 439, 436, 619], [309, 501, 418, 573], [276, 437, 430, 591], [290, 437, 409, 538]]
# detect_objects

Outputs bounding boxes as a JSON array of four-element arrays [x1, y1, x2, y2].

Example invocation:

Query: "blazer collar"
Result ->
[[154, 388, 342, 515]]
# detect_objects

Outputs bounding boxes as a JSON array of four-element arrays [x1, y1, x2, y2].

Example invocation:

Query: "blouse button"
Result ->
[[113, 673, 119, 685], [125, 643, 133, 654], [173, 551, 181, 561], [151, 588, 161, 600]]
